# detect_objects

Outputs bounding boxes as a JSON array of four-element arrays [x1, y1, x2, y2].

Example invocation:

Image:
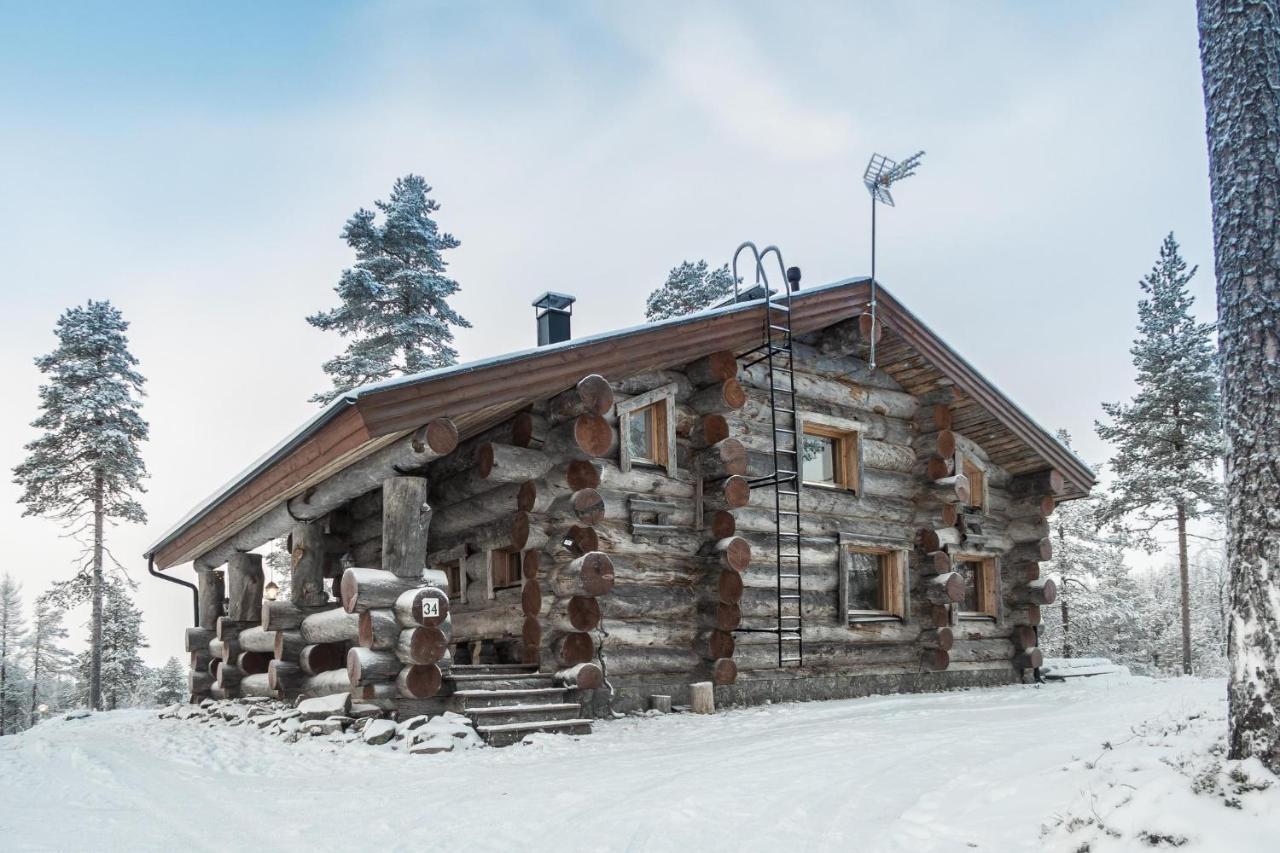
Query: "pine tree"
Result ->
[[0, 573, 28, 735], [644, 260, 735, 322], [1095, 234, 1221, 675], [1198, 0, 1280, 772], [308, 175, 470, 404], [11, 301, 148, 711], [77, 581, 146, 711], [152, 657, 187, 707], [24, 593, 72, 723]]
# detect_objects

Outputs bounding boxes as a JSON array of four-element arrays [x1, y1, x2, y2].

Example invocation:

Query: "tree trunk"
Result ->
[[91, 472, 104, 711], [1176, 501, 1192, 674], [1060, 584, 1072, 659], [1198, 0, 1280, 770]]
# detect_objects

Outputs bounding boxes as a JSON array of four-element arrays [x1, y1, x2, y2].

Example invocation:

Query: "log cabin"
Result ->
[[146, 274, 1092, 744]]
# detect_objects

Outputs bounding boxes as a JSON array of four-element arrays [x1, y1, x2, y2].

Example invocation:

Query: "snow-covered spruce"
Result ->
[[644, 259, 735, 322], [307, 174, 471, 405]]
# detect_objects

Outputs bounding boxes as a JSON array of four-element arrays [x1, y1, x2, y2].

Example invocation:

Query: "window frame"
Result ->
[[617, 383, 677, 476], [799, 414, 862, 493], [837, 533, 909, 624], [955, 554, 1001, 620], [488, 549, 523, 595], [953, 448, 990, 512], [434, 548, 467, 605]]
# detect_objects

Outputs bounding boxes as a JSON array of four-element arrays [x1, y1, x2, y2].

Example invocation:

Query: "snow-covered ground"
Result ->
[[0, 675, 1273, 852]]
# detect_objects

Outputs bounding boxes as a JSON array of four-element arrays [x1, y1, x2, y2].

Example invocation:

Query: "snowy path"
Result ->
[[0, 676, 1229, 852]]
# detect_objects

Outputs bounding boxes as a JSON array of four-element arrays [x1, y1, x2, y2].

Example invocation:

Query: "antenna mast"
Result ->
[[862, 150, 924, 369]]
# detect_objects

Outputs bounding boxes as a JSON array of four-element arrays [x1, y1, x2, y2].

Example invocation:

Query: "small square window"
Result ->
[[957, 557, 998, 617], [438, 560, 462, 600], [802, 423, 859, 491], [617, 384, 676, 475], [491, 550, 522, 590], [842, 545, 905, 621], [962, 457, 986, 511]]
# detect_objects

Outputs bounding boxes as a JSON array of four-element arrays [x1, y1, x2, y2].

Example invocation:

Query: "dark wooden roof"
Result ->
[[148, 278, 1093, 568]]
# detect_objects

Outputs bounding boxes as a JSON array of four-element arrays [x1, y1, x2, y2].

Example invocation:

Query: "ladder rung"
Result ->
[[778, 510, 799, 516], [779, 573, 801, 579], [775, 428, 796, 434], [780, 594, 801, 599], [769, 325, 792, 333]]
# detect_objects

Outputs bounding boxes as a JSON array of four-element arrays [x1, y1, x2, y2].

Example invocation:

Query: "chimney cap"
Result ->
[[532, 291, 576, 313]]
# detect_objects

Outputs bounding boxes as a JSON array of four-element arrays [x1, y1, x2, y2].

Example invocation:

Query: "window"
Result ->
[[961, 456, 986, 511], [802, 423, 860, 491], [956, 557, 999, 618], [490, 549, 522, 591], [838, 538, 907, 622], [617, 383, 677, 475], [439, 560, 462, 601]]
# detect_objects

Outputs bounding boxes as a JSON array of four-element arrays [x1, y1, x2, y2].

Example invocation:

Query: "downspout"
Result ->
[[148, 555, 200, 627]]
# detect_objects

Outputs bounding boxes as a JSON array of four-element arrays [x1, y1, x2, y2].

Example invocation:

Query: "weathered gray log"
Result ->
[[1008, 469, 1064, 498], [207, 639, 225, 667], [197, 570, 224, 629], [695, 438, 748, 481], [551, 551, 615, 597], [188, 671, 213, 695], [690, 681, 715, 714], [928, 474, 971, 505], [1008, 538, 1052, 563], [299, 642, 349, 675], [289, 522, 331, 607], [298, 668, 353, 699], [702, 474, 751, 511], [688, 379, 747, 414], [546, 488, 606, 525], [686, 351, 739, 387], [300, 608, 361, 644], [542, 414, 617, 458], [184, 627, 215, 653], [920, 647, 950, 672], [922, 626, 955, 651], [1008, 578, 1057, 605], [712, 658, 737, 686], [382, 476, 431, 578], [921, 572, 965, 605], [237, 651, 272, 676], [393, 587, 451, 628], [194, 419, 457, 570], [215, 663, 243, 692], [347, 647, 400, 685], [273, 630, 305, 661], [395, 625, 452, 665], [397, 663, 444, 699], [236, 625, 276, 654], [912, 550, 952, 575], [431, 482, 536, 537], [1013, 647, 1044, 669], [544, 459, 603, 493], [816, 313, 881, 357], [547, 374, 615, 422], [340, 567, 423, 613], [553, 662, 603, 689], [695, 629, 735, 660], [226, 553, 264, 621], [261, 599, 316, 631], [428, 511, 530, 562], [568, 595, 601, 631], [708, 536, 752, 572], [1006, 519, 1051, 543], [357, 608, 402, 650], [1012, 625, 1038, 650], [267, 660, 305, 691]]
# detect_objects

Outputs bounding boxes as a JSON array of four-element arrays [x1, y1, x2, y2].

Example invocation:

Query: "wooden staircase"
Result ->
[[446, 663, 593, 747]]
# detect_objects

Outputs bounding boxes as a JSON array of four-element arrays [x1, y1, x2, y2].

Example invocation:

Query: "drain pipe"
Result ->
[[148, 555, 200, 626]]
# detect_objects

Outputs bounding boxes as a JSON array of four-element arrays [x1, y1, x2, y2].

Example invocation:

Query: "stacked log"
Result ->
[[1001, 469, 1064, 675]]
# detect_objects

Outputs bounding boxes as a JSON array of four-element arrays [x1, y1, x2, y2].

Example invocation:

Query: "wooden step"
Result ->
[[449, 664, 539, 675], [452, 687, 574, 708], [475, 718, 593, 747], [447, 673, 555, 690], [465, 702, 583, 727]]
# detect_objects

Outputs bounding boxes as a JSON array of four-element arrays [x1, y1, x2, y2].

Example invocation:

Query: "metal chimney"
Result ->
[[532, 291, 575, 346]]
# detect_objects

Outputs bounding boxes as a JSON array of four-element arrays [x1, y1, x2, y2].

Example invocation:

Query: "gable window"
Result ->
[[802, 422, 860, 492], [838, 537, 907, 623], [961, 456, 987, 511], [617, 383, 677, 475], [489, 549, 523, 593], [956, 557, 999, 618]]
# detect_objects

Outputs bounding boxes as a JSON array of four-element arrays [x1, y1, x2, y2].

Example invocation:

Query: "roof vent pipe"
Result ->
[[532, 291, 575, 346]]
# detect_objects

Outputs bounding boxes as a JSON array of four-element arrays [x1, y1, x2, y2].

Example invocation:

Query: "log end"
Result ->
[[921, 647, 950, 672], [712, 657, 738, 686], [721, 475, 751, 509], [576, 373, 615, 416], [421, 417, 460, 456], [568, 595, 602, 631], [573, 413, 615, 458]]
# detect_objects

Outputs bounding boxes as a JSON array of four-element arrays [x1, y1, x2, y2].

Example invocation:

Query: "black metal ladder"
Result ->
[[732, 243, 804, 668]]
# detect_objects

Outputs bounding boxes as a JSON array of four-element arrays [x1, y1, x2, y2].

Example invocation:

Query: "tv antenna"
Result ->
[[862, 150, 924, 369]]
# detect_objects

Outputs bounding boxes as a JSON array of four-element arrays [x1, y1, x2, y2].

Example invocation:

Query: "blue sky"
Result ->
[[0, 1, 1216, 662]]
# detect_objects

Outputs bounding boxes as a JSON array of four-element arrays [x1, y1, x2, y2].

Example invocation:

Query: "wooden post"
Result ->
[[290, 522, 331, 607], [383, 476, 430, 578], [690, 681, 715, 714], [197, 569, 224, 630], [226, 553, 263, 622]]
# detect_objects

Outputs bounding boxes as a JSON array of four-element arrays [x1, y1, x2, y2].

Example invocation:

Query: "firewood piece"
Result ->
[[712, 658, 737, 686], [1008, 578, 1057, 605], [558, 552, 616, 597], [341, 567, 423, 613], [686, 351, 738, 387], [197, 570, 224, 630], [1008, 469, 1064, 498], [226, 553, 264, 622], [300, 608, 361, 644], [358, 609, 402, 650], [394, 586, 450, 628], [184, 627, 215, 653], [395, 625, 452, 665], [920, 647, 950, 672], [290, 522, 331, 607], [347, 647, 400, 685], [567, 595, 601, 631], [554, 662, 604, 689], [922, 572, 965, 605], [922, 626, 954, 651], [397, 664, 444, 699], [711, 536, 752, 572], [1008, 538, 1053, 563], [300, 642, 349, 675], [274, 630, 305, 661], [690, 681, 715, 714], [237, 651, 272, 676], [548, 373, 615, 421], [1013, 647, 1044, 670], [689, 379, 747, 414], [554, 632, 595, 666], [383, 476, 431, 578], [696, 438, 748, 481]]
